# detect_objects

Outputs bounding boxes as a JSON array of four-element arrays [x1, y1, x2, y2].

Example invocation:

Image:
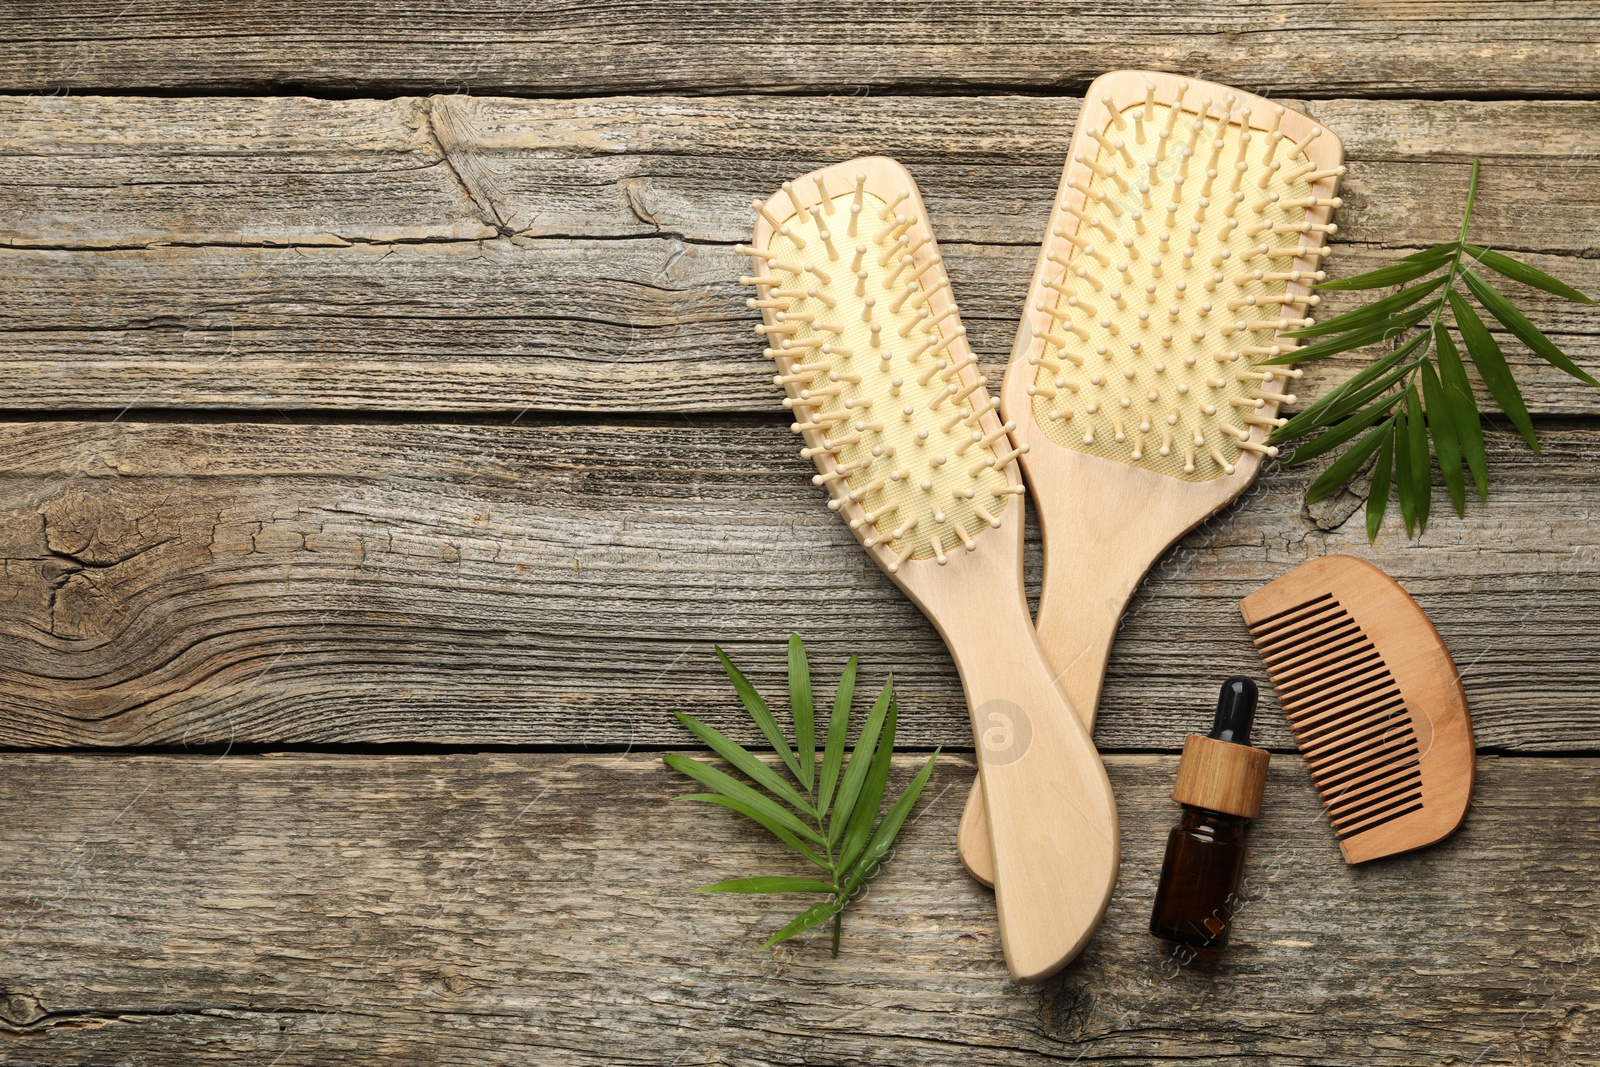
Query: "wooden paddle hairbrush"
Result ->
[[959, 71, 1346, 885], [1240, 555, 1474, 864], [739, 157, 1118, 983]]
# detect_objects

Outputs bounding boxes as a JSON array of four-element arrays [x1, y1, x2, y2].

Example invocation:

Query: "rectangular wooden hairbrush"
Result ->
[[738, 157, 1118, 983], [959, 70, 1345, 885], [1240, 555, 1475, 864]]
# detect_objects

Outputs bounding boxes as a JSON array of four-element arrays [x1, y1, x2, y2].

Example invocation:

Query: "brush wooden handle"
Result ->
[[956, 551, 1145, 886], [955, 452, 1194, 886], [906, 525, 1119, 983]]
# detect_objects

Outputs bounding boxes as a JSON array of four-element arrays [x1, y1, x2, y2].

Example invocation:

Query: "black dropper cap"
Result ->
[[1208, 676, 1258, 745]]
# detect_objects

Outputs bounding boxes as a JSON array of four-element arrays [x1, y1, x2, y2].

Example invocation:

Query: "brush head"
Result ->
[[1016, 73, 1344, 481], [1240, 555, 1476, 864], [740, 158, 1022, 575]]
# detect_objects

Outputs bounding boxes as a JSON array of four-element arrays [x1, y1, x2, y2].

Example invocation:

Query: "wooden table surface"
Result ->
[[3, 5, 1599, 1064]]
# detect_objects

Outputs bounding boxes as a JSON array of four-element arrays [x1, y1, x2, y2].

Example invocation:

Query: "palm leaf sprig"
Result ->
[[664, 635, 939, 956], [1266, 159, 1599, 540]]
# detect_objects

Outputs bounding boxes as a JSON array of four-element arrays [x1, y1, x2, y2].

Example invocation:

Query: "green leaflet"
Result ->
[[664, 756, 823, 846], [1285, 276, 1445, 338], [1394, 407, 1416, 537], [673, 710, 814, 816], [762, 899, 843, 950], [1463, 268, 1600, 388], [1464, 244, 1597, 306], [1313, 244, 1457, 291], [697, 877, 837, 895], [1405, 383, 1431, 533], [1433, 323, 1489, 499], [678, 794, 829, 872], [1448, 288, 1538, 451], [1366, 424, 1395, 541], [715, 645, 803, 782], [829, 680, 893, 849], [787, 634, 815, 792], [1283, 394, 1399, 467], [1419, 358, 1466, 518], [816, 655, 856, 822], [1266, 304, 1433, 366], [1306, 417, 1393, 505]]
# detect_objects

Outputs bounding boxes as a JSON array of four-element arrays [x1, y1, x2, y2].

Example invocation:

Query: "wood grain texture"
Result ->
[[2, 2, 1596, 97], [3, 418, 1600, 752], [2, 95, 1599, 414], [0, 751, 1594, 1066]]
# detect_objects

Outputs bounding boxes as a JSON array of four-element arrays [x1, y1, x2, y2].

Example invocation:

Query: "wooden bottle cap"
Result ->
[[1172, 734, 1270, 820]]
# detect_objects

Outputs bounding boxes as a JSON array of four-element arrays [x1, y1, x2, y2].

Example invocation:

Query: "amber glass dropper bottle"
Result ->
[[1149, 676, 1271, 951]]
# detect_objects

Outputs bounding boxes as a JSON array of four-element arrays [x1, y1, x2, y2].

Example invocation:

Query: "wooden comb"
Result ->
[[1239, 555, 1475, 864]]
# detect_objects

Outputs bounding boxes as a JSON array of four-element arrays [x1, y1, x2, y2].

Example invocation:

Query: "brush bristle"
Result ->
[[741, 164, 1017, 570], [1248, 592, 1425, 839], [1027, 81, 1343, 479]]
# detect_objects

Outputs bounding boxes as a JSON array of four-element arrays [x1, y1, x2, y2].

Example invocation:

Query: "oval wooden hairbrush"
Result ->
[[1241, 555, 1474, 863], [739, 157, 1118, 983], [959, 71, 1346, 885]]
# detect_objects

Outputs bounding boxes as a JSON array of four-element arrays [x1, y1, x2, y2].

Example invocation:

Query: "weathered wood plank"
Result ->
[[0, 751, 1593, 1066], [2, 2, 1596, 97], [4, 95, 1598, 415], [3, 418, 1598, 752]]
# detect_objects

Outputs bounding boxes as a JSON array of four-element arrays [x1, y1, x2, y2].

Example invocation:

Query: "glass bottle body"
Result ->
[[1149, 805, 1249, 950]]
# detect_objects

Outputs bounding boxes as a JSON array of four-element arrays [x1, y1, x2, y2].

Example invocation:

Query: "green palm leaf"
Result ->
[[1285, 277, 1445, 338], [1314, 245, 1457, 291], [1405, 384, 1431, 533], [1306, 418, 1393, 505], [1464, 244, 1597, 306]]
